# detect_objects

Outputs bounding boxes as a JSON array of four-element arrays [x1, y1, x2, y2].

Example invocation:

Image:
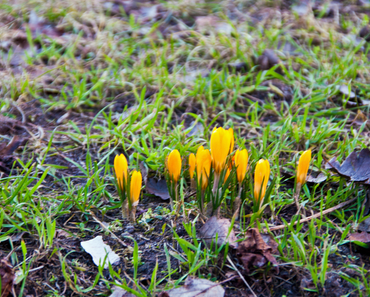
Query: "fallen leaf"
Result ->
[[351, 109, 370, 127], [306, 172, 327, 183], [336, 85, 356, 99], [359, 25, 370, 42], [348, 232, 370, 243], [0, 258, 15, 297], [146, 178, 170, 200], [109, 286, 136, 297], [236, 228, 278, 274], [186, 121, 204, 137], [198, 216, 237, 249], [81, 236, 120, 269], [0, 135, 27, 176], [256, 49, 280, 71], [326, 149, 370, 184], [164, 277, 225, 297], [358, 217, 370, 232]]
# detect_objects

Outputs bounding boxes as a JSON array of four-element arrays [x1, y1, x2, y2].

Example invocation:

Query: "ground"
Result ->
[[1, 0, 370, 296]]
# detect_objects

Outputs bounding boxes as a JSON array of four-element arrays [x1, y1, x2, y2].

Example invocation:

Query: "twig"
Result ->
[[264, 196, 357, 232], [89, 211, 128, 247], [227, 255, 257, 297], [192, 275, 238, 297]]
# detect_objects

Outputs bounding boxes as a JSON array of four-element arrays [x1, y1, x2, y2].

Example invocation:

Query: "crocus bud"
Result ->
[[167, 149, 182, 183], [130, 170, 142, 206], [254, 159, 270, 202], [196, 146, 211, 190], [235, 149, 248, 184], [210, 127, 234, 174], [114, 154, 128, 190], [296, 150, 311, 186], [189, 153, 196, 179]]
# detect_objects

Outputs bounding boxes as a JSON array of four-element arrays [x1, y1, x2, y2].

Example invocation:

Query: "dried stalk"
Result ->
[[263, 196, 357, 233]]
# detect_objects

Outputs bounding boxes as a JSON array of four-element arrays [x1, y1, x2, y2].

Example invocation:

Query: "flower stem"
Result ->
[[233, 187, 243, 220], [129, 206, 137, 223], [294, 183, 302, 215], [122, 200, 129, 219]]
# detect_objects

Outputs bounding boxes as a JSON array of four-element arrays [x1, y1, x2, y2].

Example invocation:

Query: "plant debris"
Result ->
[[326, 149, 370, 184], [0, 259, 15, 297], [256, 49, 281, 71], [236, 228, 278, 275], [198, 216, 237, 249], [81, 236, 120, 269], [145, 178, 170, 200], [161, 277, 225, 297]]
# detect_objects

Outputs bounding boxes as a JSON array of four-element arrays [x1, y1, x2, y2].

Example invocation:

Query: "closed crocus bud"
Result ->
[[196, 146, 212, 190], [189, 153, 196, 179], [114, 154, 128, 190], [235, 149, 248, 184], [167, 149, 182, 183], [254, 159, 270, 202], [296, 150, 311, 186], [130, 170, 142, 206], [210, 127, 234, 174]]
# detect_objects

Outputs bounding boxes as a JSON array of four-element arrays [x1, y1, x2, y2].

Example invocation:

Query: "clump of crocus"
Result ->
[[195, 146, 212, 213], [254, 159, 270, 211], [233, 149, 248, 217], [294, 149, 311, 212], [114, 154, 142, 222], [166, 149, 182, 210]]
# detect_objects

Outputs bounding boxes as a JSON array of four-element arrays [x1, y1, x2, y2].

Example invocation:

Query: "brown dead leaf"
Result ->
[[0, 258, 15, 297], [198, 216, 237, 249], [236, 228, 278, 274], [164, 277, 225, 297], [326, 149, 370, 184], [351, 110, 370, 127], [348, 232, 370, 243], [0, 135, 27, 176]]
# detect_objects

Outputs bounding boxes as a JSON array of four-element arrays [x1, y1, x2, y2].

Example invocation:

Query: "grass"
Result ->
[[1, 0, 370, 296]]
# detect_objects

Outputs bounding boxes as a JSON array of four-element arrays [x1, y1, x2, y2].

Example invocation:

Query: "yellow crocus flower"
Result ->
[[167, 149, 182, 183], [114, 154, 128, 190], [296, 149, 311, 186], [210, 127, 234, 174], [254, 159, 270, 202], [130, 170, 142, 206]]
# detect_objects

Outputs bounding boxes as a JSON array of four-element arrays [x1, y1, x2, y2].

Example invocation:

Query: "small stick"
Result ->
[[227, 255, 257, 297], [263, 196, 357, 232], [90, 211, 128, 247]]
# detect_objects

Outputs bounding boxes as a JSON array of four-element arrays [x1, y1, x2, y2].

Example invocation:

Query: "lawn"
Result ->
[[1, 0, 370, 296]]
